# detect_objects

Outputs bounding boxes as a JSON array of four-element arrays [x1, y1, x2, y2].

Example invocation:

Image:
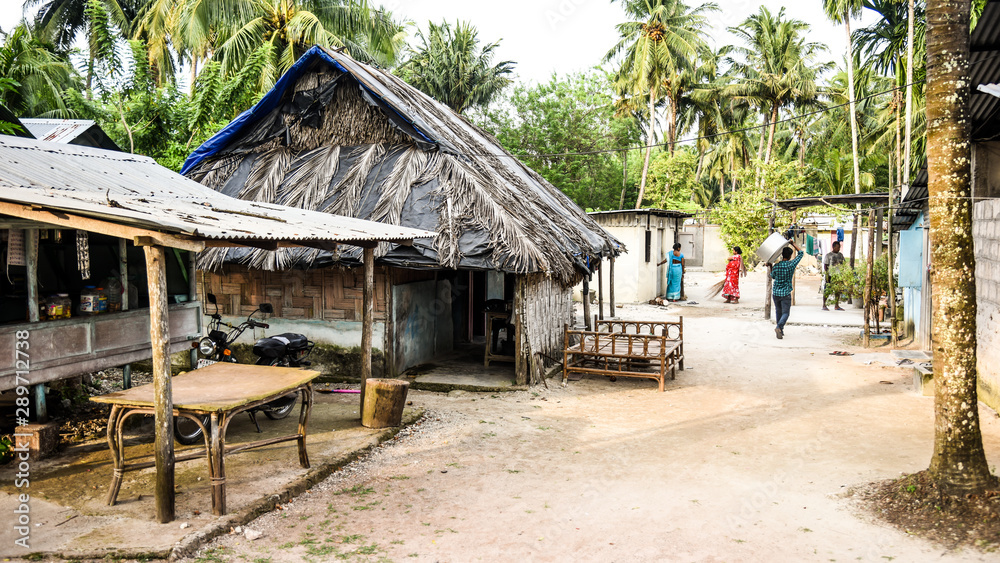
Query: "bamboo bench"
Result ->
[[562, 317, 684, 392]]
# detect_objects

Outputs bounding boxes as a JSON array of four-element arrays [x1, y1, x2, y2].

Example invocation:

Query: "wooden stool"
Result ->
[[361, 379, 409, 428]]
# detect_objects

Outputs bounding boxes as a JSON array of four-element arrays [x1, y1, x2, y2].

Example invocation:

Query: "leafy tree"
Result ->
[[26, 0, 136, 93], [0, 22, 80, 117], [401, 20, 514, 114], [711, 160, 805, 264], [189, 0, 405, 94], [643, 148, 703, 211], [477, 71, 640, 210], [726, 7, 831, 165], [605, 0, 717, 208]]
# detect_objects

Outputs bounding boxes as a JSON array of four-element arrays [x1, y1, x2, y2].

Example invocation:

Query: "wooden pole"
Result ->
[[119, 239, 129, 311], [764, 214, 775, 320], [863, 210, 876, 348], [26, 229, 39, 323], [582, 274, 591, 330], [143, 245, 175, 523], [875, 208, 884, 258], [609, 255, 616, 318], [888, 191, 898, 347], [359, 247, 374, 420], [26, 229, 48, 423], [597, 259, 604, 321], [188, 251, 199, 369]]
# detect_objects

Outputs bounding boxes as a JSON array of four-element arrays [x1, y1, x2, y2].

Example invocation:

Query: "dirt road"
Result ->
[[184, 272, 1000, 562]]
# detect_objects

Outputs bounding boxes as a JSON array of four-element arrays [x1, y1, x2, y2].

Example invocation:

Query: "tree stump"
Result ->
[[361, 379, 409, 429]]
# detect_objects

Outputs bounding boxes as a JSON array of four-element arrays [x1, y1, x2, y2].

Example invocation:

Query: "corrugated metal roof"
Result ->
[[0, 135, 433, 246], [588, 209, 693, 219], [19, 118, 121, 151], [20, 119, 96, 143], [771, 192, 890, 211]]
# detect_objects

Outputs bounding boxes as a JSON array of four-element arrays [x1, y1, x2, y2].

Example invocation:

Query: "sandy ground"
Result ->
[[177, 271, 1000, 562]]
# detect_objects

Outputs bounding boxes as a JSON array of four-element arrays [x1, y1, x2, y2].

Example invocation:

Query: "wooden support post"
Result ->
[[122, 364, 132, 389], [582, 275, 591, 330], [609, 255, 616, 318], [863, 210, 876, 348], [26, 229, 39, 323], [764, 214, 775, 320], [597, 260, 604, 321], [119, 239, 129, 311], [888, 192, 898, 347], [359, 247, 374, 421], [26, 230, 48, 423], [875, 208, 884, 258], [143, 245, 175, 523], [34, 384, 47, 423]]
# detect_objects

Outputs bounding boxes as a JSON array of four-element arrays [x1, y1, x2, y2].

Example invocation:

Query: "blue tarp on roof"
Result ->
[[181, 46, 437, 175]]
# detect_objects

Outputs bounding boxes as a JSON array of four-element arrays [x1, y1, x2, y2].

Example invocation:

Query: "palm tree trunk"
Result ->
[[925, 0, 992, 495], [756, 114, 768, 162], [903, 0, 916, 192], [668, 97, 678, 155], [190, 56, 199, 96], [635, 87, 656, 209], [86, 50, 95, 99], [763, 102, 779, 164], [844, 16, 863, 271], [695, 147, 705, 181]]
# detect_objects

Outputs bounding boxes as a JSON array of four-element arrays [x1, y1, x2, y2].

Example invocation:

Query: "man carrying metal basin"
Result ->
[[766, 239, 804, 339]]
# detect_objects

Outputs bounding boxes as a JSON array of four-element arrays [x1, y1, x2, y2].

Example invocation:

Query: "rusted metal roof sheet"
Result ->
[[0, 135, 433, 245], [19, 118, 121, 151]]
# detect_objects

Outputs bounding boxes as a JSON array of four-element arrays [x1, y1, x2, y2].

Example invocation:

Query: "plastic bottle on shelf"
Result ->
[[79, 286, 99, 315], [104, 277, 123, 312], [59, 294, 71, 318], [96, 288, 108, 313]]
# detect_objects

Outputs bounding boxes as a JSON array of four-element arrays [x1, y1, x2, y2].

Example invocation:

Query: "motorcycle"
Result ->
[[174, 294, 314, 445]]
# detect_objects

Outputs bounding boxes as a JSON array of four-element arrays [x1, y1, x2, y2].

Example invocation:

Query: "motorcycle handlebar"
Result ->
[[257, 322, 270, 329]]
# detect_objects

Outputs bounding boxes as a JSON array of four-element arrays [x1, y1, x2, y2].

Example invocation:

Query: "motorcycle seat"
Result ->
[[253, 333, 309, 358]]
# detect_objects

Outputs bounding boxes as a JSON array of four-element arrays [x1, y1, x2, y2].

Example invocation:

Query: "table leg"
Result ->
[[297, 384, 313, 469], [209, 412, 226, 516], [105, 405, 124, 506]]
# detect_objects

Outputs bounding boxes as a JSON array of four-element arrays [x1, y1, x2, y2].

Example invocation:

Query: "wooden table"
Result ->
[[91, 363, 320, 516]]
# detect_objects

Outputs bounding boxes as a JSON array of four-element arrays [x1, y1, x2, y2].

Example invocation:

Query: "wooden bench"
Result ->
[[562, 317, 684, 392]]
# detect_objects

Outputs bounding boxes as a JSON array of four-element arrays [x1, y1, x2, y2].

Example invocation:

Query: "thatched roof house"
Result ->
[[183, 46, 621, 384]]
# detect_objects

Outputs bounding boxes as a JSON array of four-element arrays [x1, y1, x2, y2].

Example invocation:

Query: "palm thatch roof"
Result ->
[[183, 46, 621, 285]]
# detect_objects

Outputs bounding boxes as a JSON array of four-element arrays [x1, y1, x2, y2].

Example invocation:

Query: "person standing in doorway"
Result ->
[[657, 243, 685, 302], [822, 241, 846, 311], [767, 241, 803, 339]]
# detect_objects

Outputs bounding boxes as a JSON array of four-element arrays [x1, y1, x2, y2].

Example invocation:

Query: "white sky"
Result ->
[[0, 0, 879, 86]]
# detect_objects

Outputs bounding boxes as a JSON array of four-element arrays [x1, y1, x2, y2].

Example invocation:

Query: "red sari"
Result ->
[[723, 254, 742, 299]]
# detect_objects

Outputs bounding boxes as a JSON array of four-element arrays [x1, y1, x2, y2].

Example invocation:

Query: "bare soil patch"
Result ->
[[852, 471, 1000, 552]]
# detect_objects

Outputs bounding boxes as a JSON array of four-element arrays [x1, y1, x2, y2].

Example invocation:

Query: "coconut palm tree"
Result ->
[[401, 20, 514, 114], [0, 22, 80, 116], [725, 7, 830, 165], [823, 0, 864, 193], [924, 0, 992, 495], [604, 0, 718, 208], [185, 0, 405, 94], [27, 0, 137, 93]]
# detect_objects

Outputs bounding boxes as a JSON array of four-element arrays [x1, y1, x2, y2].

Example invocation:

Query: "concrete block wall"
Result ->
[[974, 199, 1000, 411]]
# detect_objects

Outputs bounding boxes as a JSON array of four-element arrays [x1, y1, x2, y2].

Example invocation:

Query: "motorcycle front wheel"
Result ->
[[174, 415, 210, 445], [255, 356, 298, 420]]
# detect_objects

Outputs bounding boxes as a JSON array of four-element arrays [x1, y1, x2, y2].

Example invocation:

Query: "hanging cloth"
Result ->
[[77, 230, 91, 280], [7, 229, 25, 267]]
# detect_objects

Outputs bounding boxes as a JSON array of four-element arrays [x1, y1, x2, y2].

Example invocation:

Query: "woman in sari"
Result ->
[[657, 243, 685, 301], [722, 246, 745, 303]]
